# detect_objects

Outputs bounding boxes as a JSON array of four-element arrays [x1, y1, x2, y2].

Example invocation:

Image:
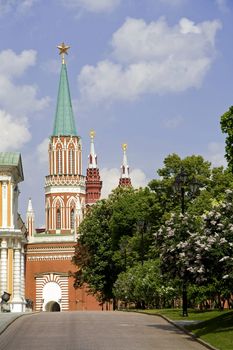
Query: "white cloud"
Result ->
[[0, 76, 49, 116], [0, 49, 49, 151], [131, 168, 148, 188], [78, 17, 221, 104], [0, 49, 49, 116], [100, 167, 148, 198], [37, 138, 49, 163], [100, 168, 119, 197], [0, 110, 31, 151], [61, 0, 120, 13], [0, 0, 37, 16], [0, 49, 36, 78], [206, 142, 227, 167]]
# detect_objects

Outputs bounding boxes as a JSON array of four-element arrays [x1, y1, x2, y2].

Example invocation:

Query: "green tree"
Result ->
[[149, 153, 212, 220], [220, 106, 233, 172], [189, 166, 233, 216], [156, 189, 233, 310], [73, 199, 117, 305], [113, 260, 175, 308], [156, 212, 202, 287], [199, 190, 233, 308], [73, 153, 233, 311], [72, 187, 159, 305], [109, 186, 160, 264], [149, 153, 233, 218]]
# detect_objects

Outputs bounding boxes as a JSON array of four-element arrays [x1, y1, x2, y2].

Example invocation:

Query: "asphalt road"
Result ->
[[0, 311, 209, 350]]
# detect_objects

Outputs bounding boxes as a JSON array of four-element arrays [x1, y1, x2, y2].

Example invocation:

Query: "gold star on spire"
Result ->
[[57, 42, 70, 64], [122, 143, 127, 151], [90, 130, 96, 139]]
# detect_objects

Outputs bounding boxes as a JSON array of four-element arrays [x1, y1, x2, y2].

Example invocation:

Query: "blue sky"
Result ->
[[0, 0, 232, 226]]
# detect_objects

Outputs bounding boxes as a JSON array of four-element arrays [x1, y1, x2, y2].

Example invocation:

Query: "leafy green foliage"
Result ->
[[73, 151, 233, 310], [156, 189, 233, 309], [221, 106, 233, 172], [156, 212, 202, 286], [113, 260, 175, 308], [199, 190, 233, 305], [73, 187, 159, 303], [73, 200, 117, 302], [149, 153, 212, 220]]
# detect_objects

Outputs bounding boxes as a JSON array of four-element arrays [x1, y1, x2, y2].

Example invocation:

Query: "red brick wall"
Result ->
[[25, 242, 107, 311]]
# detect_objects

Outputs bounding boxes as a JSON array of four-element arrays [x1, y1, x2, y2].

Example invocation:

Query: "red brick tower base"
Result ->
[[25, 241, 110, 311]]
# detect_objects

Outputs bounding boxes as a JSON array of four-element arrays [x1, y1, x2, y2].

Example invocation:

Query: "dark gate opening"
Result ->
[[45, 301, 61, 312]]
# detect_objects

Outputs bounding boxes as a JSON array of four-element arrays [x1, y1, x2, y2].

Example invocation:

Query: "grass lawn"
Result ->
[[186, 311, 233, 350], [136, 308, 228, 321], [134, 309, 233, 350]]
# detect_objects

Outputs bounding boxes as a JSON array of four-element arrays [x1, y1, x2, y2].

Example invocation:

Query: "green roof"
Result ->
[[52, 63, 77, 137], [0, 152, 20, 166], [0, 152, 24, 181]]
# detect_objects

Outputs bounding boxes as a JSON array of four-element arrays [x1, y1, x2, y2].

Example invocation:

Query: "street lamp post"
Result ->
[[173, 169, 199, 317]]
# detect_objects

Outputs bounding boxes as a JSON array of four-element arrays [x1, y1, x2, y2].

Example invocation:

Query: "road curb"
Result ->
[[0, 312, 38, 336], [132, 311, 219, 350]]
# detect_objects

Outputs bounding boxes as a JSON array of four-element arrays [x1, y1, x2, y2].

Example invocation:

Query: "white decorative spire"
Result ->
[[88, 130, 97, 169], [27, 197, 34, 213], [26, 197, 35, 237], [121, 143, 130, 179]]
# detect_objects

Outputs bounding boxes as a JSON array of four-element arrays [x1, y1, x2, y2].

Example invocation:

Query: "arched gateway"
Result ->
[[42, 281, 62, 312], [45, 301, 61, 312]]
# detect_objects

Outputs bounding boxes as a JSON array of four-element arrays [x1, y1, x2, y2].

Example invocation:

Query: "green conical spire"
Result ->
[[52, 63, 77, 136]]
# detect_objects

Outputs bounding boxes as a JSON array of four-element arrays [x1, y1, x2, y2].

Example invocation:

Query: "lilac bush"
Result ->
[[156, 189, 233, 307]]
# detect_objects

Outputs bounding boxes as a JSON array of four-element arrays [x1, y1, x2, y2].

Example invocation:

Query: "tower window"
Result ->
[[69, 149, 74, 174], [71, 208, 75, 229], [56, 208, 61, 229], [47, 209, 50, 229], [58, 149, 62, 174]]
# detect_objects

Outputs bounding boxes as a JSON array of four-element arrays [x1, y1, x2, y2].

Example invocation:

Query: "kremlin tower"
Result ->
[[25, 43, 103, 312], [85, 130, 102, 205], [119, 144, 132, 187], [45, 42, 85, 234]]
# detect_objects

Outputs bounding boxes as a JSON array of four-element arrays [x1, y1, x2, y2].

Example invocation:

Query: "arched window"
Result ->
[[58, 149, 62, 174], [56, 208, 61, 229], [70, 209, 75, 229], [47, 209, 50, 229], [69, 149, 75, 174]]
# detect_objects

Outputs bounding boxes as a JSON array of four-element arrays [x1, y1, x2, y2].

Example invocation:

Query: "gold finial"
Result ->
[[57, 42, 70, 64], [122, 143, 127, 151], [90, 130, 96, 139]]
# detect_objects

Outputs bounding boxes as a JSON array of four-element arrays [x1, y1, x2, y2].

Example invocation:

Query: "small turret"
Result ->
[[119, 144, 132, 187], [85, 130, 102, 205], [88, 130, 97, 169]]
